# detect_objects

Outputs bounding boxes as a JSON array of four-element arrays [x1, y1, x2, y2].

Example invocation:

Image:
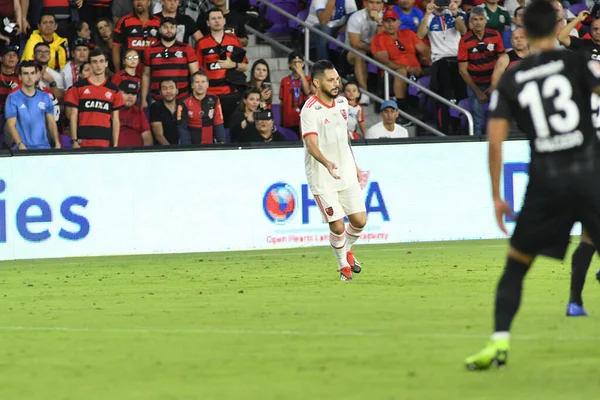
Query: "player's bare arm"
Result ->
[[557, 10, 589, 47], [490, 53, 509, 91], [304, 134, 341, 179], [488, 117, 512, 234]]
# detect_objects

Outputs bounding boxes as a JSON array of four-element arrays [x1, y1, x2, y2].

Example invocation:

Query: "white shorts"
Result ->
[[313, 184, 366, 223]]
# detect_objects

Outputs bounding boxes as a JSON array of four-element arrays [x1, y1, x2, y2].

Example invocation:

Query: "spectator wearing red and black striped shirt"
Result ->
[[112, 48, 142, 89], [65, 49, 124, 148], [178, 70, 225, 145], [141, 17, 198, 107], [113, 0, 161, 73], [458, 7, 504, 136], [0, 46, 20, 118], [196, 8, 248, 120]]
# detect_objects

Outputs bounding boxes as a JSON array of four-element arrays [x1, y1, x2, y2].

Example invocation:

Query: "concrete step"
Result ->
[[246, 44, 273, 60]]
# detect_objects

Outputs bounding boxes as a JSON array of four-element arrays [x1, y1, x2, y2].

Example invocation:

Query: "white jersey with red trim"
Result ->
[[301, 94, 356, 194]]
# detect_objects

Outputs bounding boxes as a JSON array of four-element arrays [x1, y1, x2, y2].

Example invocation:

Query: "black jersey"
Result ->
[[490, 50, 600, 163], [568, 37, 600, 61]]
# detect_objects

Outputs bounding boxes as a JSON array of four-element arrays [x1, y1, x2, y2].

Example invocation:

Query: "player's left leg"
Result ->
[[567, 229, 595, 316], [338, 184, 367, 273], [465, 247, 535, 370]]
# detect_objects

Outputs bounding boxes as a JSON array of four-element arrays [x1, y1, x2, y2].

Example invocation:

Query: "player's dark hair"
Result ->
[[311, 60, 335, 83], [238, 87, 261, 111], [89, 48, 106, 61], [33, 42, 50, 54], [19, 60, 39, 75], [343, 81, 359, 91], [191, 70, 208, 82], [39, 13, 56, 23], [523, 0, 557, 39], [207, 8, 224, 20]]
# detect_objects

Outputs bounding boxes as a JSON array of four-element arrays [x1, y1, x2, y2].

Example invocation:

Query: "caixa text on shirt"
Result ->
[[84, 100, 110, 111]]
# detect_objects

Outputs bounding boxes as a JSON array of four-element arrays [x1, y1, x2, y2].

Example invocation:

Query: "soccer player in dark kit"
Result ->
[[464, 0, 600, 370]]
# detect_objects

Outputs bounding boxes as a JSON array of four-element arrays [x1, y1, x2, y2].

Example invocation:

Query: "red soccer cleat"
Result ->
[[339, 266, 353, 281], [346, 250, 362, 274]]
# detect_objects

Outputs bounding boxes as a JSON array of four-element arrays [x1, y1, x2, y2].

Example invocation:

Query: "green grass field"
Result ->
[[2, 239, 600, 399]]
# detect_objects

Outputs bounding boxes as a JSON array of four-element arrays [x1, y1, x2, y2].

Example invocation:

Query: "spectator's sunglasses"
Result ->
[[394, 40, 405, 52], [125, 55, 139, 60]]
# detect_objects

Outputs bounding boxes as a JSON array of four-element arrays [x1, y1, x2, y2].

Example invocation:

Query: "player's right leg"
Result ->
[[339, 185, 367, 274], [465, 247, 534, 370], [567, 229, 594, 316], [313, 192, 353, 281]]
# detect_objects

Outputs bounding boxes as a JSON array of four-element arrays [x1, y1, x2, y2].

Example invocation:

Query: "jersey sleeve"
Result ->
[[43, 93, 54, 115], [143, 47, 151, 66], [140, 109, 150, 132], [495, 31, 504, 54], [457, 37, 468, 62], [300, 104, 318, 138], [488, 79, 513, 121], [113, 17, 125, 46], [113, 90, 124, 110], [503, 10, 511, 28], [358, 105, 364, 123], [64, 86, 79, 108], [149, 102, 161, 123], [370, 34, 383, 54], [313, 0, 327, 14], [4, 93, 16, 119], [346, 0, 358, 15], [409, 30, 420, 46], [346, 12, 361, 34], [185, 44, 198, 64]]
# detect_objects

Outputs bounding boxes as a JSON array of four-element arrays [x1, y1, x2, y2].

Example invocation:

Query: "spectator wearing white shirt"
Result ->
[[417, 0, 467, 134], [305, 0, 358, 61], [60, 38, 91, 91], [366, 100, 409, 139], [345, 0, 384, 105], [33, 43, 64, 101]]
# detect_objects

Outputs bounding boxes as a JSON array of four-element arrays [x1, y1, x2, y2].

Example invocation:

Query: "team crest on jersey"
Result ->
[[340, 109, 347, 120], [487, 43, 495, 52], [227, 45, 234, 52], [499, 15, 505, 24], [188, 111, 193, 117], [325, 207, 334, 216], [38, 101, 46, 110], [105, 91, 112, 99], [150, 28, 158, 37], [413, 17, 419, 26], [208, 109, 214, 119], [175, 51, 183, 58]]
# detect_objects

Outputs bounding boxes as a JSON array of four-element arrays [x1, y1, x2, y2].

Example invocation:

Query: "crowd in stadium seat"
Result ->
[[0, 0, 597, 149]]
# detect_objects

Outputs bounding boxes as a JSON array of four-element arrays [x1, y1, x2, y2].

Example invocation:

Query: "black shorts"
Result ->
[[511, 164, 600, 259]]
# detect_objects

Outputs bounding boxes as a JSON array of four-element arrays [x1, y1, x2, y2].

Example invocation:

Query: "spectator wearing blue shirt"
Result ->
[[502, 6, 524, 50], [393, 0, 425, 32], [5, 61, 60, 150], [305, 0, 358, 60]]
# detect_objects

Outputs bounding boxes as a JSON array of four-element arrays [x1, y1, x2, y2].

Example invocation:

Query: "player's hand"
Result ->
[[22, 19, 30, 34], [494, 198, 513, 235], [577, 10, 590, 22], [476, 90, 489, 104], [76, 0, 83, 8], [17, 142, 26, 150], [449, 2, 458, 14], [327, 161, 341, 180], [369, 9, 382, 23], [426, 2, 436, 14], [356, 165, 362, 183], [218, 57, 236, 70], [141, 98, 148, 110]]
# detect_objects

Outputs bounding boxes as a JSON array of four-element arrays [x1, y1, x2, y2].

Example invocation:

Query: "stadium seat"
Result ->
[[290, 9, 310, 31], [569, 2, 588, 15], [266, 0, 299, 34], [408, 75, 430, 97], [278, 126, 301, 140]]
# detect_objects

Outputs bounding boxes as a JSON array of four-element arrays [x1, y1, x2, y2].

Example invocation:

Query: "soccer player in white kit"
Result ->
[[300, 60, 368, 281]]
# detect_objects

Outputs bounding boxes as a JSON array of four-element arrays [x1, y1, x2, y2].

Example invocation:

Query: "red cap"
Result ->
[[383, 9, 399, 20]]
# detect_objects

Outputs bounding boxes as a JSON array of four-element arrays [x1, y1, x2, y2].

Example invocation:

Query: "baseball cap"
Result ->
[[161, 17, 178, 26], [383, 9, 399, 21], [288, 51, 304, 63], [381, 100, 398, 110], [1, 45, 19, 56], [72, 38, 90, 50], [119, 80, 140, 95]]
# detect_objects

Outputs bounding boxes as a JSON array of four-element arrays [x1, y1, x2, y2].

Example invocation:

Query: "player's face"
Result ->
[[256, 119, 273, 134], [470, 15, 487, 31], [208, 11, 225, 32], [123, 92, 138, 107], [74, 46, 90, 64], [367, 0, 384, 13], [161, 0, 179, 13], [78, 22, 91, 40], [2, 52, 18, 69], [344, 84, 359, 101], [39, 16, 56, 36], [591, 21, 600, 43], [253, 63, 268, 82], [97, 20, 112, 40], [160, 23, 178, 41], [315, 69, 340, 100], [160, 81, 178, 101], [381, 107, 399, 124], [90, 55, 107, 76], [211, 0, 226, 8], [244, 93, 261, 112], [511, 28, 528, 51], [134, 0, 150, 14], [192, 75, 208, 96], [80, 63, 92, 78], [34, 46, 50, 64], [383, 18, 399, 35], [20, 67, 37, 88]]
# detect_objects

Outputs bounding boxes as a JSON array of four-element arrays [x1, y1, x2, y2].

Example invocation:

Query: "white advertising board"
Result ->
[[0, 140, 533, 260]]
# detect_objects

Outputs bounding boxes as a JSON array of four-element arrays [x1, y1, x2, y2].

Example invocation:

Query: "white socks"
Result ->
[[345, 223, 363, 251], [329, 231, 347, 270]]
